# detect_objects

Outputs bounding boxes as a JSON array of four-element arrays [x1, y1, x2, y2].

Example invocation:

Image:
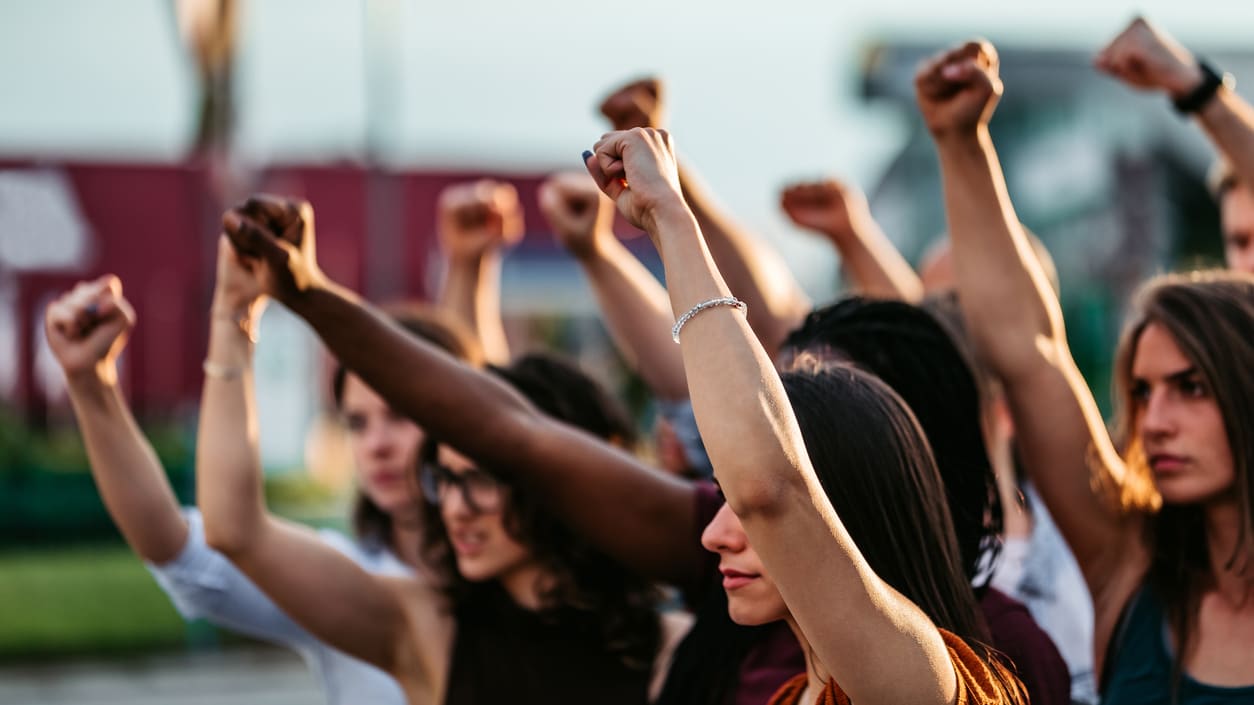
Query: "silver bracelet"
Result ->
[[672, 296, 747, 344], [203, 360, 245, 381]]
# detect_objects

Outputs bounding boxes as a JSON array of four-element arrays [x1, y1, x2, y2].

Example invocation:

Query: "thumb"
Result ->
[[583, 150, 626, 202], [224, 211, 292, 270]]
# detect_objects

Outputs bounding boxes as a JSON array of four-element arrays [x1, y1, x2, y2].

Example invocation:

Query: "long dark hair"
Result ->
[[331, 303, 483, 550], [1111, 271, 1254, 689], [783, 365, 1024, 698], [781, 297, 1003, 587], [419, 352, 659, 670]]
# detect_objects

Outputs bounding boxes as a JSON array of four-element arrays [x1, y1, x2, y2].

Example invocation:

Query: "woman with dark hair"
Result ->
[[42, 271, 479, 705], [919, 38, 1254, 703], [197, 229, 680, 704], [576, 125, 1025, 704]]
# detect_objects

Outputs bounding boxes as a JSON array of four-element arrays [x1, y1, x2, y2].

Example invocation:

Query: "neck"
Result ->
[[1204, 497, 1254, 605], [500, 561, 551, 611], [387, 506, 424, 567], [785, 615, 830, 703]]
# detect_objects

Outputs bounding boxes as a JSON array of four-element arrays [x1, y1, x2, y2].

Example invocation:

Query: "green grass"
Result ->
[[0, 543, 191, 660]]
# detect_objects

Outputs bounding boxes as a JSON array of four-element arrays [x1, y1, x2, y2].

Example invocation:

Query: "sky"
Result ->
[[2, 0, 1253, 290]]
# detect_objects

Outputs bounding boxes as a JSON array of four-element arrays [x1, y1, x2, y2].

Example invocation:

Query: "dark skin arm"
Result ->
[[223, 197, 701, 587]]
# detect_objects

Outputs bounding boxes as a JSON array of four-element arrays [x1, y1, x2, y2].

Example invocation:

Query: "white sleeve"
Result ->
[[146, 508, 318, 649]]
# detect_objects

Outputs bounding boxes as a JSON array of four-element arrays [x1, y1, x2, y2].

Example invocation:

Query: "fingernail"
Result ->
[[581, 150, 594, 164], [84, 303, 99, 319]]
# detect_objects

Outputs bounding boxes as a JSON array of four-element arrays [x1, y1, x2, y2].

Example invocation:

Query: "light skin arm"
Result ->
[[918, 42, 1144, 589], [44, 276, 188, 564], [221, 197, 701, 588], [1097, 16, 1254, 193], [600, 78, 812, 355], [540, 171, 688, 400], [780, 180, 924, 301], [435, 180, 523, 365], [586, 127, 958, 705], [196, 233, 417, 676]]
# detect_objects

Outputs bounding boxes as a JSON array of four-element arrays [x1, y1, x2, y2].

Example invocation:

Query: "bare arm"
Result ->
[[45, 277, 188, 564], [436, 180, 523, 365], [780, 180, 924, 301], [1097, 16, 1254, 193], [919, 42, 1144, 587], [541, 171, 688, 400], [588, 127, 959, 705], [599, 77, 812, 356], [223, 199, 702, 588], [196, 235, 414, 675]]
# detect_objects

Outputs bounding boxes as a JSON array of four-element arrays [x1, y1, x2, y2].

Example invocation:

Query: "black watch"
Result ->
[[1173, 60, 1233, 115]]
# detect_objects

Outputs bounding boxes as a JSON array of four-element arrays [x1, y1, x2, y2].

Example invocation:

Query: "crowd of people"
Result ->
[[42, 16, 1254, 705]]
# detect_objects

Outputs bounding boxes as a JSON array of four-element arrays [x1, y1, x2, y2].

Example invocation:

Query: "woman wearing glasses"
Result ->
[[197, 228, 684, 705]]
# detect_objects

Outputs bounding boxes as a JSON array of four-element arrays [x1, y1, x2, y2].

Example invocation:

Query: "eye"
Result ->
[[1129, 381, 1150, 405], [1178, 376, 1209, 399], [344, 413, 367, 432]]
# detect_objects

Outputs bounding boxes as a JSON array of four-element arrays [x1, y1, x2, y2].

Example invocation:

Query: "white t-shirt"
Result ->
[[147, 509, 409, 705]]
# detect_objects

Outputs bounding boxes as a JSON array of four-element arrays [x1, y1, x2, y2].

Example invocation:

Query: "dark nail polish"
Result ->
[[84, 304, 98, 319], [581, 150, 594, 164]]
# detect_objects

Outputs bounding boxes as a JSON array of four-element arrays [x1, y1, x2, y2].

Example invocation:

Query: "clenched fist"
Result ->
[[583, 128, 686, 236], [538, 172, 616, 261], [915, 40, 1003, 140], [45, 275, 136, 384], [1095, 17, 1204, 100], [780, 180, 872, 240], [599, 77, 666, 131], [437, 180, 524, 262]]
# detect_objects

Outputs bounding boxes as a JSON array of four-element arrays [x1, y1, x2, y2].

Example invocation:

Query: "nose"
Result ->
[[1139, 388, 1178, 440], [701, 502, 748, 554], [360, 423, 398, 459]]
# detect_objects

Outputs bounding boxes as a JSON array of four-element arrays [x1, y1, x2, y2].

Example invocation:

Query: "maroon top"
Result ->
[[980, 587, 1071, 705]]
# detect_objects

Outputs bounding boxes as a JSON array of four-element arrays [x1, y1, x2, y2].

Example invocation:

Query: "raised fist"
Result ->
[[915, 40, 1003, 139], [780, 180, 871, 239], [44, 275, 136, 383], [584, 128, 685, 235], [221, 194, 325, 306], [599, 77, 666, 131], [1095, 17, 1202, 99], [538, 172, 616, 261], [436, 180, 524, 261]]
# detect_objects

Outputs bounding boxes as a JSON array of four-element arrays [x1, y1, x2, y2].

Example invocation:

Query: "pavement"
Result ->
[[0, 647, 321, 705]]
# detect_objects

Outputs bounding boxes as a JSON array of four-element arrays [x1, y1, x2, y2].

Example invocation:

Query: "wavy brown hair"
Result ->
[[419, 353, 660, 671], [1111, 270, 1254, 690]]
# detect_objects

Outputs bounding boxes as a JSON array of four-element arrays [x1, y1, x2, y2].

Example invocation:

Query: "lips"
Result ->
[[1148, 453, 1188, 474], [448, 527, 488, 557], [720, 567, 759, 590]]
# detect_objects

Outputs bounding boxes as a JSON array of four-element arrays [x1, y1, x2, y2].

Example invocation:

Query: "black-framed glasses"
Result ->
[[419, 460, 506, 514]]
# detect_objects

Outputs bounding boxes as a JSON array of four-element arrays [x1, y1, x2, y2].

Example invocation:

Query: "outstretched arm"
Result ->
[[436, 180, 523, 365], [587, 127, 959, 705], [918, 42, 1145, 591], [780, 180, 924, 301], [1097, 16, 1254, 194], [222, 197, 701, 587], [540, 171, 688, 400], [196, 234, 420, 676], [45, 276, 189, 564], [600, 78, 812, 355]]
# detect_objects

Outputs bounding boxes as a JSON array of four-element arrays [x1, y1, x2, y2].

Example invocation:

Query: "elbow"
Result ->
[[202, 513, 256, 559]]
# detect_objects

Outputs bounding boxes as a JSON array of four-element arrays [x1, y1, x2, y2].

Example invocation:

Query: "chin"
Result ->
[[726, 594, 776, 627]]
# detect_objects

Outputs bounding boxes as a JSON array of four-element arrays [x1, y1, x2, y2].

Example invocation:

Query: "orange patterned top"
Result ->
[[765, 629, 1026, 705]]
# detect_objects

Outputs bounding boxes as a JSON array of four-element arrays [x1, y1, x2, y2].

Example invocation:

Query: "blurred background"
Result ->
[[1, 0, 1251, 702]]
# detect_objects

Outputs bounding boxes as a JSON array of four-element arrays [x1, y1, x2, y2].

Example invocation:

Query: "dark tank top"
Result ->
[[1103, 586, 1254, 705], [442, 582, 651, 705]]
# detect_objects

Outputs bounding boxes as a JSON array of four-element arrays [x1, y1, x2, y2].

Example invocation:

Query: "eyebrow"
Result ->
[[1131, 366, 1198, 386]]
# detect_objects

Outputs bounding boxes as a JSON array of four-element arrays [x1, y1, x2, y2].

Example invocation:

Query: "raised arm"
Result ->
[[917, 42, 1144, 586], [221, 197, 700, 587], [540, 171, 688, 400], [196, 234, 423, 677], [436, 180, 523, 365], [1097, 17, 1254, 194], [44, 276, 188, 563], [780, 180, 924, 301], [600, 78, 812, 354], [586, 127, 958, 705]]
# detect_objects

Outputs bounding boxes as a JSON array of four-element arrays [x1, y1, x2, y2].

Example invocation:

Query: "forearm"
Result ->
[[578, 238, 689, 400], [828, 219, 924, 302], [653, 205, 955, 703], [1196, 87, 1254, 193], [65, 373, 188, 563], [679, 163, 811, 354], [439, 253, 510, 365], [936, 129, 1064, 377], [196, 315, 267, 556]]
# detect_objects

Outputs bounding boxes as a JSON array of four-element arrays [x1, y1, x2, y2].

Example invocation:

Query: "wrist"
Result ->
[[65, 363, 119, 392], [933, 125, 993, 156], [1164, 58, 1206, 101], [642, 195, 694, 236]]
